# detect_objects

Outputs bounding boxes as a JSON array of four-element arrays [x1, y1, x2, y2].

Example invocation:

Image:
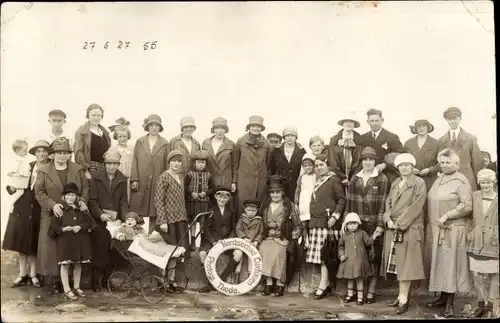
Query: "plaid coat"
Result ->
[[345, 170, 390, 228], [154, 171, 188, 226]]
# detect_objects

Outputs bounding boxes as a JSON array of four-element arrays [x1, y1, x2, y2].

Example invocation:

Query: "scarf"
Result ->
[[246, 133, 264, 148]]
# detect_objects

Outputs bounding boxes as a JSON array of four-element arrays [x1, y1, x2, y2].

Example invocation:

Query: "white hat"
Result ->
[[341, 212, 362, 234], [394, 153, 416, 167], [302, 153, 315, 164]]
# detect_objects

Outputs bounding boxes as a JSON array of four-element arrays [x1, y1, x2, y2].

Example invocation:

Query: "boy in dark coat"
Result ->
[[47, 182, 93, 301], [198, 186, 238, 293]]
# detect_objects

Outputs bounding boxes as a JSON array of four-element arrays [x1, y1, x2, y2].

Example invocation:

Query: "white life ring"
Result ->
[[204, 238, 263, 296]]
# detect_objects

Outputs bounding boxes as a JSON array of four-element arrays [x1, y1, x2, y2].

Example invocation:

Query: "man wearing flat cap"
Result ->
[[267, 133, 283, 149], [40, 110, 73, 157], [437, 107, 483, 188]]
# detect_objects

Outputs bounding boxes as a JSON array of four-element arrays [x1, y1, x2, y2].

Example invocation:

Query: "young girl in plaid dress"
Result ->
[[184, 150, 214, 250]]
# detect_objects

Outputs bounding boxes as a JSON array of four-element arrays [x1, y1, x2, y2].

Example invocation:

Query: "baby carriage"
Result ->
[[107, 211, 213, 303]]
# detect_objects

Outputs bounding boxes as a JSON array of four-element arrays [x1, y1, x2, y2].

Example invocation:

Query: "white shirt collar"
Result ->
[[356, 168, 379, 179], [342, 130, 354, 139], [449, 126, 461, 137], [372, 128, 382, 139]]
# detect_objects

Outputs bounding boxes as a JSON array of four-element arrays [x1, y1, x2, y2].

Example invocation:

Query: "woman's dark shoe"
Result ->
[[274, 285, 285, 297], [261, 285, 273, 296], [168, 282, 184, 293], [471, 301, 486, 318], [29, 276, 41, 288], [387, 298, 400, 307], [313, 286, 330, 300], [74, 288, 87, 298], [396, 301, 409, 314], [357, 297, 364, 305], [426, 292, 448, 308], [441, 293, 455, 318], [64, 290, 78, 301], [11, 275, 29, 288], [366, 292, 375, 304]]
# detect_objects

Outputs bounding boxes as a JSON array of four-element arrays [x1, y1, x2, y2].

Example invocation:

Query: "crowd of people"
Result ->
[[2, 104, 498, 317]]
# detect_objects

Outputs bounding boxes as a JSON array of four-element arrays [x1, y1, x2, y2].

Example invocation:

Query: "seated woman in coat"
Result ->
[[259, 176, 301, 297], [380, 153, 427, 315]]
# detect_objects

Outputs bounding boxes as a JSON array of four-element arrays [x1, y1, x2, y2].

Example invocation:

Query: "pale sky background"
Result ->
[[0, 1, 496, 239]]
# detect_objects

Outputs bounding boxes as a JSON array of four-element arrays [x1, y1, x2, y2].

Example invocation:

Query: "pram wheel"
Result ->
[[165, 267, 189, 293], [107, 271, 133, 299], [141, 275, 167, 303]]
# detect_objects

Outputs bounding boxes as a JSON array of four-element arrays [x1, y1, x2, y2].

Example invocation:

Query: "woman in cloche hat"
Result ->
[[343, 146, 391, 304], [87, 148, 130, 292], [35, 137, 90, 297], [328, 113, 364, 189], [169, 116, 201, 174], [403, 119, 439, 191], [130, 114, 170, 234], [3, 139, 51, 289], [201, 117, 237, 192], [233, 115, 273, 215]]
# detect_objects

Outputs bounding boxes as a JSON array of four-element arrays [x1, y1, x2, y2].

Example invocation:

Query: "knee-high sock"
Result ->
[[73, 264, 82, 289], [398, 280, 411, 304], [60, 265, 71, 293]]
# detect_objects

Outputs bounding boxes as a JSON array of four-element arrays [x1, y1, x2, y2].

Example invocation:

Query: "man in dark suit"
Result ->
[[361, 109, 405, 184], [437, 107, 484, 189]]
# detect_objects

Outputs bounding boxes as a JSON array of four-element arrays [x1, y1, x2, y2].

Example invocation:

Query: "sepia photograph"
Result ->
[[0, 1, 496, 321]]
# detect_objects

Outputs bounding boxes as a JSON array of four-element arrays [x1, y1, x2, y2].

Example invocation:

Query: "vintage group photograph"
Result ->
[[0, 1, 496, 322]]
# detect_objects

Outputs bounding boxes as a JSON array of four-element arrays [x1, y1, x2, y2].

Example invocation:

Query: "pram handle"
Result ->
[[193, 211, 214, 223]]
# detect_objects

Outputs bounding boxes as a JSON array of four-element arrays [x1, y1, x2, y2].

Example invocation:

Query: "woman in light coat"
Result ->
[[233, 115, 272, 214], [467, 169, 498, 318], [426, 148, 473, 317], [130, 114, 169, 233], [35, 137, 90, 296], [169, 116, 201, 174], [380, 153, 426, 315], [201, 117, 237, 192]]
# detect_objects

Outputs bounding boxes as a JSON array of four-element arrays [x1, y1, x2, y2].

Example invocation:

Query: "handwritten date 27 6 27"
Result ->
[[82, 41, 158, 52]]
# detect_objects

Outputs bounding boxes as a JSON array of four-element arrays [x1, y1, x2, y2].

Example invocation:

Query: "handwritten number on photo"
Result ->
[[143, 41, 157, 50], [82, 41, 96, 52], [117, 41, 130, 50]]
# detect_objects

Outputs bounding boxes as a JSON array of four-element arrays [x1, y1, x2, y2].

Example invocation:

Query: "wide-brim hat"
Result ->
[[267, 133, 282, 142], [109, 117, 130, 132], [394, 153, 416, 167], [243, 199, 261, 209], [29, 139, 51, 156], [211, 117, 229, 133], [246, 115, 266, 131], [191, 149, 209, 161], [50, 137, 73, 154], [215, 186, 232, 195], [443, 107, 462, 119], [124, 212, 142, 224], [410, 119, 434, 134], [143, 114, 164, 132], [167, 150, 183, 164], [360, 147, 378, 161], [337, 117, 360, 128], [62, 182, 80, 196], [180, 116, 196, 131]]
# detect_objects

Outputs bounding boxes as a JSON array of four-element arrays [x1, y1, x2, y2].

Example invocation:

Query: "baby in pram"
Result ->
[[111, 212, 187, 292]]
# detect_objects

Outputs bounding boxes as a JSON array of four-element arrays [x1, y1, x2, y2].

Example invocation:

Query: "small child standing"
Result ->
[[184, 150, 214, 251], [294, 154, 316, 247], [47, 182, 93, 301], [337, 212, 373, 305], [219, 198, 264, 284], [6, 139, 31, 213], [109, 119, 134, 202]]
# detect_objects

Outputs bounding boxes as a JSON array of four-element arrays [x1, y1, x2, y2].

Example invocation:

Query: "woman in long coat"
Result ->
[[328, 115, 364, 187], [3, 140, 51, 288], [270, 126, 306, 201], [88, 150, 129, 292], [74, 104, 112, 178], [403, 119, 440, 281], [169, 116, 201, 174], [380, 153, 427, 315], [130, 114, 169, 233], [233, 115, 273, 214], [35, 137, 89, 295], [426, 148, 473, 317], [202, 117, 237, 192]]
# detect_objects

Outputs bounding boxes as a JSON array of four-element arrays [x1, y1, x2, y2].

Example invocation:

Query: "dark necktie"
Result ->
[[372, 132, 377, 140], [451, 131, 456, 145]]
